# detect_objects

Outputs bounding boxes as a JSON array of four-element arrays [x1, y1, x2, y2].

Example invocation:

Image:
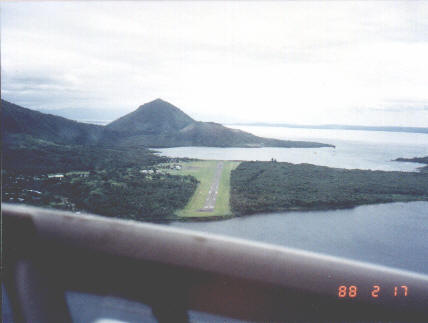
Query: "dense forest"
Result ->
[[3, 167, 198, 221], [3, 134, 166, 174], [3, 134, 198, 221], [230, 161, 428, 215]]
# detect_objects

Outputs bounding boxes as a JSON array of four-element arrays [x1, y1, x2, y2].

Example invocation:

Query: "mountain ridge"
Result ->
[[105, 99, 334, 148], [1, 99, 118, 146], [2, 99, 334, 148]]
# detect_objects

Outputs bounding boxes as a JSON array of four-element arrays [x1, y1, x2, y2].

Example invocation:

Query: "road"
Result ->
[[200, 161, 224, 212]]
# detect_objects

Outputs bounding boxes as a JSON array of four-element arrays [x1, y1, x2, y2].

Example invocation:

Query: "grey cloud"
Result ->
[[3, 74, 76, 92], [1, 72, 100, 110], [2, 1, 428, 127]]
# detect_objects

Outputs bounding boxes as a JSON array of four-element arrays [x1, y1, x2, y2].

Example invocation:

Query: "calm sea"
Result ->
[[155, 126, 428, 172], [156, 126, 428, 274]]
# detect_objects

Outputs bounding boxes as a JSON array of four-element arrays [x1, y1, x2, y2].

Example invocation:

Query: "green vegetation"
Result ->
[[106, 99, 333, 148], [114, 121, 334, 148], [231, 161, 428, 215], [4, 99, 427, 221], [2, 119, 198, 221], [2, 99, 116, 146], [106, 98, 195, 136], [2, 98, 333, 149], [395, 156, 428, 164], [3, 134, 165, 174], [162, 160, 240, 217], [2, 168, 198, 221], [166, 161, 217, 216]]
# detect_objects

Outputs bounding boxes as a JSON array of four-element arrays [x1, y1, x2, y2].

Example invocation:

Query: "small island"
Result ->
[[394, 156, 428, 173]]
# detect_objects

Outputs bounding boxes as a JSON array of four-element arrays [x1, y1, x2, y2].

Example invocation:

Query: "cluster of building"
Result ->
[[140, 164, 182, 175], [4, 189, 42, 203], [140, 169, 156, 174], [2, 172, 89, 205]]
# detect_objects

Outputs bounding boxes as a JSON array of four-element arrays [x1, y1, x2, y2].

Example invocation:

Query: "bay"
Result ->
[[157, 127, 428, 273], [169, 202, 428, 274], [155, 126, 428, 171]]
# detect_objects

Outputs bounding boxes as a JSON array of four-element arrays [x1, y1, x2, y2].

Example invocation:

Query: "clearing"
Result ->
[[162, 160, 240, 217]]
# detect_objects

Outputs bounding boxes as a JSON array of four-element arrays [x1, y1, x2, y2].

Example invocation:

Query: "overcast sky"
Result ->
[[2, 1, 428, 126]]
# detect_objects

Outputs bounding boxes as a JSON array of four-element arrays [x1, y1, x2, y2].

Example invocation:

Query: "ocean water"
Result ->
[[158, 127, 428, 273], [170, 202, 428, 274], [155, 126, 428, 172]]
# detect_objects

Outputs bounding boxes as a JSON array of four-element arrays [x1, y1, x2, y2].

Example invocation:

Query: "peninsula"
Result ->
[[3, 99, 427, 222]]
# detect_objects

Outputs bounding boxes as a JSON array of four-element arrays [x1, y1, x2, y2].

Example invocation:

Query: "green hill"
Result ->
[[2, 98, 334, 148], [107, 98, 195, 135], [1, 99, 116, 145], [106, 99, 334, 148]]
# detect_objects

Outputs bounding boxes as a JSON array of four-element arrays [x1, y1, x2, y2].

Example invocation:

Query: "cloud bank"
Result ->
[[1, 1, 428, 126]]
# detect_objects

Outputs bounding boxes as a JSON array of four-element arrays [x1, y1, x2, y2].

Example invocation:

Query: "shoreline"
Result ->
[[145, 199, 428, 224]]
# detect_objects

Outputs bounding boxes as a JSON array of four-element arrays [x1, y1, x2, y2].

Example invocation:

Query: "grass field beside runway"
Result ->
[[163, 160, 240, 217]]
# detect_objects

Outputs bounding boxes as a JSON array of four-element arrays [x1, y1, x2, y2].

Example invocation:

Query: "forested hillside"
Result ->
[[1, 99, 117, 145], [105, 99, 334, 148], [3, 134, 164, 174], [2, 99, 333, 148]]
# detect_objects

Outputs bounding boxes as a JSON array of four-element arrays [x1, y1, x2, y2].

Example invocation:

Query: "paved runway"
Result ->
[[200, 161, 224, 212]]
